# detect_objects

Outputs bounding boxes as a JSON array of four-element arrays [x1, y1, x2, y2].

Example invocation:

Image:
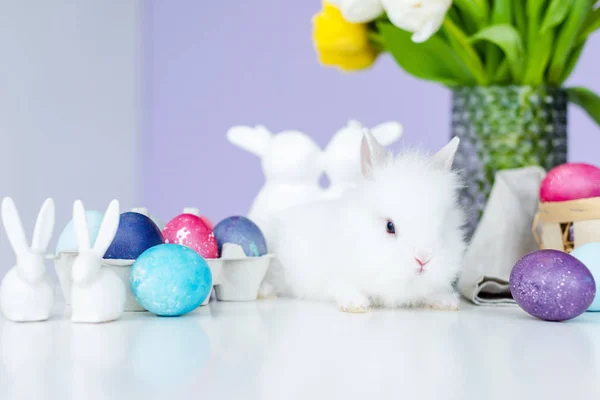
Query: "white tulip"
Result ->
[[381, 0, 452, 43], [340, 0, 384, 23], [327, 0, 384, 23]]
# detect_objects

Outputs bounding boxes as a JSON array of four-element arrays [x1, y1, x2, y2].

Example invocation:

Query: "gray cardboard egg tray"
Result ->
[[51, 243, 273, 312]]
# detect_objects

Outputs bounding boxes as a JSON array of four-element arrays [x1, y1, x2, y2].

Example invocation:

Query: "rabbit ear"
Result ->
[[361, 129, 388, 179], [92, 199, 120, 258], [73, 200, 91, 252], [227, 125, 272, 157], [31, 198, 55, 253], [1, 197, 29, 256], [371, 121, 403, 146], [431, 137, 460, 171]]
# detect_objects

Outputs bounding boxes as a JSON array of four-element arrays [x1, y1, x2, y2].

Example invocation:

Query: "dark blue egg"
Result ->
[[213, 216, 267, 257], [104, 212, 164, 259]]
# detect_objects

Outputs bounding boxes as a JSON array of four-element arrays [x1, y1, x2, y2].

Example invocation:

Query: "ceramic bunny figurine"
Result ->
[[0, 197, 56, 322], [71, 199, 125, 323], [322, 120, 403, 198], [227, 125, 325, 249]]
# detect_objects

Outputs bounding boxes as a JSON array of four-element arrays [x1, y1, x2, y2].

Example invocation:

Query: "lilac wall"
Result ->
[[144, 0, 600, 224]]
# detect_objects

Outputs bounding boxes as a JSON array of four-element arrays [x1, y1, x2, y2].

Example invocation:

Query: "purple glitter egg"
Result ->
[[510, 250, 596, 321]]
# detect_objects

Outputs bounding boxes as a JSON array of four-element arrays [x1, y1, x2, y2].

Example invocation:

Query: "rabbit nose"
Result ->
[[414, 248, 432, 267]]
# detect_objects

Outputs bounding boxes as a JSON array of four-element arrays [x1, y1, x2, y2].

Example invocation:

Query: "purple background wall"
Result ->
[[143, 0, 600, 224]]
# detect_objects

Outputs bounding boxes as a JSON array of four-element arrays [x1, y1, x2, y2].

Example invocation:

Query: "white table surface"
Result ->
[[1, 294, 600, 400]]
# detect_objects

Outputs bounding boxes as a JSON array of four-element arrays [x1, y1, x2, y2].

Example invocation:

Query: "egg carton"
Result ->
[[52, 243, 272, 311]]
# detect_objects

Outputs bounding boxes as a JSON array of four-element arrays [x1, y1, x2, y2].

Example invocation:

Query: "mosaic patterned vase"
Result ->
[[451, 86, 568, 241]]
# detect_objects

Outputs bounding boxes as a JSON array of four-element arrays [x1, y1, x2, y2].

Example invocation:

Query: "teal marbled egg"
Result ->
[[130, 244, 212, 316]]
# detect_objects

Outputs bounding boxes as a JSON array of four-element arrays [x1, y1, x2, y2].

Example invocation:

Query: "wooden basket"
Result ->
[[533, 198, 600, 253]]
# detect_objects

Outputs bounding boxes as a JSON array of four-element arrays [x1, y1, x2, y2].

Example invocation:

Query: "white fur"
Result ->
[[322, 119, 403, 198], [71, 199, 126, 323], [268, 134, 466, 312], [227, 125, 324, 251], [0, 197, 56, 322]]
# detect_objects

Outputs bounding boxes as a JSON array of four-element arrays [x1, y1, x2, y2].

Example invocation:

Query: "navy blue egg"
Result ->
[[213, 216, 267, 257], [104, 212, 164, 259], [130, 244, 212, 317]]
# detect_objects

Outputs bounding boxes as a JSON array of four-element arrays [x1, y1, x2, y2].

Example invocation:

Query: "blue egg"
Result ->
[[213, 216, 267, 257], [104, 212, 164, 259], [55, 210, 104, 254], [571, 243, 600, 311], [130, 244, 212, 316]]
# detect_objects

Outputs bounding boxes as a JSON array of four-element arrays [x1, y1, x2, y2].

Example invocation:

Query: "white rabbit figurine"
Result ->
[[323, 119, 403, 198], [270, 131, 466, 313], [227, 125, 324, 249], [71, 199, 126, 323], [0, 197, 56, 322]]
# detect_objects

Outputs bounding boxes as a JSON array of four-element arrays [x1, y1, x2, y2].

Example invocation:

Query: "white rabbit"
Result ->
[[227, 125, 324, 250], [71, 199, 126, 323], [269, 131, 466, 313], [323, 119, 403, 198], [0, 197, 55, 322]]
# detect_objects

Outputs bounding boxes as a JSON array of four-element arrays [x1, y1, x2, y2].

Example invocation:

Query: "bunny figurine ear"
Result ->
[[361, 129, 389, 179], [371, 121, 403, 147], [31, 198, 55, 253], [227, 125, 273, 158], [1, 197, 28, 257], [431, 137, 460, 171], [73, 200, 92, 252], [92, 199, 120, 259]]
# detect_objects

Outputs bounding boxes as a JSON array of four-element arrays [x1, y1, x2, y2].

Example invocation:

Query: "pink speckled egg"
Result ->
[[540, 163, 600, 202], [200, 216, 214, 231], [162, 214, 218, 259]]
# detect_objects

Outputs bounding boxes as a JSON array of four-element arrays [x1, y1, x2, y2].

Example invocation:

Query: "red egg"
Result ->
[[540, 163, 600, 202], [200, 216, 214, 230], [162, 214, 218, 259]]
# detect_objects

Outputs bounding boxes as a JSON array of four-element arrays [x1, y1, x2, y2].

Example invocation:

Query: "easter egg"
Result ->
[[131, 207, 165, 230], [570, 243, 600, 311], [182, 207, 214, 230], [510, 250, 596, 321], [540, 163, 600, 202], [213, 216, 267, 257], [104, 212, 164, 260], [55, 210, 104, 254], [162, 214, 218, 258], [130, 244, 212, 316], [200, 216, 214, 231]]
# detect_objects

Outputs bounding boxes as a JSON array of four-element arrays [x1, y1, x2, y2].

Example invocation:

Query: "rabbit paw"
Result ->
[[329, 281, 370, 313], [423, 292, 460, 311], [257, 282, 277, 299]]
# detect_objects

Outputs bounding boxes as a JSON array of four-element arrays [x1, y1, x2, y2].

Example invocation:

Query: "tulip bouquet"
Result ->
[[312, 0, 600, 123], [312, 0, 600, 240]]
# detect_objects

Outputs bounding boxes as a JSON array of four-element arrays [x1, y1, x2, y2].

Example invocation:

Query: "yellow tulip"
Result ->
[[312, 2, 379, 72]]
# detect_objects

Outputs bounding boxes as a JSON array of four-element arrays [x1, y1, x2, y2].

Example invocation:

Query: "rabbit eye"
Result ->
[[386, 220, 396, 235]]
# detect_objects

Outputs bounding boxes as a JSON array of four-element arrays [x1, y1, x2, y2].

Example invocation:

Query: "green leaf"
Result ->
[[513, 1, 527, 42], [492, 0, 512, 24], [442, 19, 487, 85], [577, 7, 600, 44], [540, 0, 575, 34], [567, 87, 600, 126], [453, 0, 488, 29], [560, 42, 585, 83], [523, 30, 554, 85], [548, 0, 594, 84], [469, 24, 524, 82], [486, 0, 512, 78], [526, 1, 546, 45], [377, 22, 475, 87], [493, 60, 511, 84]]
